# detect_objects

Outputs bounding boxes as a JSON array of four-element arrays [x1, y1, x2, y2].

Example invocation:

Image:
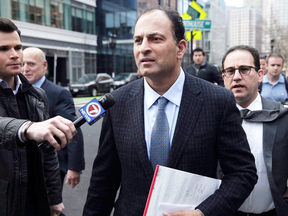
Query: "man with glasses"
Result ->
[[222, 45, 288, 216]]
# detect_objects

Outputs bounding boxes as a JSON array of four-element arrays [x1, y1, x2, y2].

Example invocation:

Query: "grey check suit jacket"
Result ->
[[83, 72, 257, 216], [261, 97, 288, 216]]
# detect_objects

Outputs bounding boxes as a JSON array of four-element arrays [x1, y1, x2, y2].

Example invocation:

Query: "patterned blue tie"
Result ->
[[150, 97, 170, 170]]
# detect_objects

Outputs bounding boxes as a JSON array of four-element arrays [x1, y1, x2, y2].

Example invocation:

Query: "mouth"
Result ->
[[232, 84, 245, 90], [140, 58, 155, 63], [8, 63, 21, 67]]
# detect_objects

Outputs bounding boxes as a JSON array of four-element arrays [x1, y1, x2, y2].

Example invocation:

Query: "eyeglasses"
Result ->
[[222, 66, 258, 78]]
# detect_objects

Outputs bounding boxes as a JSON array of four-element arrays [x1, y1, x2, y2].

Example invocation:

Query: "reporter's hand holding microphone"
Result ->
[[21, 115, 77, 150], [21, 93, 115, 153]]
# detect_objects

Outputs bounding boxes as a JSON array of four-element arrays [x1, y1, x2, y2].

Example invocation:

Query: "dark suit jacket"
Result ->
[[262, 97, 288, 216], [83, 72, 257, 216], [186, 61, 224, 87], [41, 78, 85, 173]]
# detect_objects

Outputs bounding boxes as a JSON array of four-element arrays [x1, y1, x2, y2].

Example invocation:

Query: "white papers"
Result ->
[[145, 166, 221, 216]]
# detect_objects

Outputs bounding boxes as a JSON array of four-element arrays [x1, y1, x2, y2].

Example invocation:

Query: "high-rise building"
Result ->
[[203, 0, 226, 66], [262, 0, 288, 56], [228, 6, 262, 52], [243, 0, 262, 9]]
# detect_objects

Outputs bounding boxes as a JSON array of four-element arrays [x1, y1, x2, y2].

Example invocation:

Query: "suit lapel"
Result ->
[[127, 80, 155, 178], [129, 75, 203, 176], [262, 97, 278, 192], [168, 74, 203, 168]]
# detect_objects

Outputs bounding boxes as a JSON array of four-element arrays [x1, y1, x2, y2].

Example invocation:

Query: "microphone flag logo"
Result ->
[[87, 102, 101, 117], [79, 98, 105, 125]]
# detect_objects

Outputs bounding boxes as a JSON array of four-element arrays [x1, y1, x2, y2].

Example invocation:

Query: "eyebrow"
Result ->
[[0, 44, 22, 48], [133, 32, 165, 39]]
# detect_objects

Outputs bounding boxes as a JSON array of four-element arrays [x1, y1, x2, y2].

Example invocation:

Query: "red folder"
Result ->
[[143, 165, 160, 216]]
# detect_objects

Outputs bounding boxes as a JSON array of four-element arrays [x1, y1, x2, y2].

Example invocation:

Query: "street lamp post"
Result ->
[[270, 39, 275, 53], [109, 33, 117, 75]]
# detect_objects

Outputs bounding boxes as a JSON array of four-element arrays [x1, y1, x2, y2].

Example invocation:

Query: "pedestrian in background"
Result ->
[[260, 55, 268, 75], [259, 53, 288, 103], [0, 17, 77, 216], [185, 47, 224, 86], [83, 7, 257, 216], [22, 47, 85, 216], [222, 45, 288, 216]]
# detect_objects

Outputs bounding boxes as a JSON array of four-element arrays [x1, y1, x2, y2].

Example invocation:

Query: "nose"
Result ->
[[232, 69, 242, 80], [9, 48, 19, 60], [139, 38, 151, 54]]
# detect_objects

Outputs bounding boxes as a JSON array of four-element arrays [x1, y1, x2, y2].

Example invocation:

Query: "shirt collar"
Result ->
[[33, 76, 46, 88], [236, 93, 262, 111], [263, 74, 284, 84], [144, 68, 185, 109], [0, 75, 22, 95]]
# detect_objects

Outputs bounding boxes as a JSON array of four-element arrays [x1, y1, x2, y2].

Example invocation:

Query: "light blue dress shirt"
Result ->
[[33, 75, 46, 88], [144, 68, 185, 159], [261, 74, 287, 102]]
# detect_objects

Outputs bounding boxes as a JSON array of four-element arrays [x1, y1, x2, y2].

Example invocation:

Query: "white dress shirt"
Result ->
[[237, 93, 274, 213], [144, 68, 185, 159]]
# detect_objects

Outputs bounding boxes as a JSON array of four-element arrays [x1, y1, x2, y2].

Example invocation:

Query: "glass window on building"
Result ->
[[85, 53, 97, 74], [63, 4, 72, 30], [72, 7, 83, 32], [50, 1, 64, 28], [12, 0, 20, 21], [12, 0, 30, 22], [127, 11, 136, 37], [72, 51, 83, 81], [115, 12, 120, 35], [105, 12, 114, 35], [86, 11, 95, 34]]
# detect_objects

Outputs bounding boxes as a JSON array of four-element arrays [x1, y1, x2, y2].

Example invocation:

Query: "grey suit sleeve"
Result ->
[[196, 92, 257, 215]]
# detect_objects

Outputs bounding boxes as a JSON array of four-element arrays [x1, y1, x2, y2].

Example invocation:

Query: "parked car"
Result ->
[[111, 72, 138, 90], [69, 73, 114, 97]]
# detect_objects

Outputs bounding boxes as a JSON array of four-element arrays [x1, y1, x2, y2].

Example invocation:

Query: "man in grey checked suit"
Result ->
[[83, 8, 257, 216], [222, 45, 288, 216]]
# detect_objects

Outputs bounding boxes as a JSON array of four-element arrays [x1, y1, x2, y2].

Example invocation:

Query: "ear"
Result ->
[[257, 69, 264, 83], [43, 60, 48, 70], [42, 60, 48, 75], [176, 39, 187, 60]]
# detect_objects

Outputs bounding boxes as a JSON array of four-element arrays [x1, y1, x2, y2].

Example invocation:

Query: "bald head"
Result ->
[[22, 47, 47, 84]]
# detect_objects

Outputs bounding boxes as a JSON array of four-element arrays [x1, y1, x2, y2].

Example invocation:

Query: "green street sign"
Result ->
[[187, 5, 200, 19], [183, 19, 211, 29]]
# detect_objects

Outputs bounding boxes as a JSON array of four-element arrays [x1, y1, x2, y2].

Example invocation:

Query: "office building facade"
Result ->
[[0, 0, 190, 85]]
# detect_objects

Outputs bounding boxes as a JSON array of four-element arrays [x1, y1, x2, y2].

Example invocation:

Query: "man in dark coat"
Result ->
[[83, 8, 257, 216], [22, 47, 85, 215], [186, 47, 224, 86], [0, 18, 77, 216]]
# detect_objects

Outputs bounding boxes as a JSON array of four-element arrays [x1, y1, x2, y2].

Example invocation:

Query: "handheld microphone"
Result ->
[[38, 93, 115, 154]]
